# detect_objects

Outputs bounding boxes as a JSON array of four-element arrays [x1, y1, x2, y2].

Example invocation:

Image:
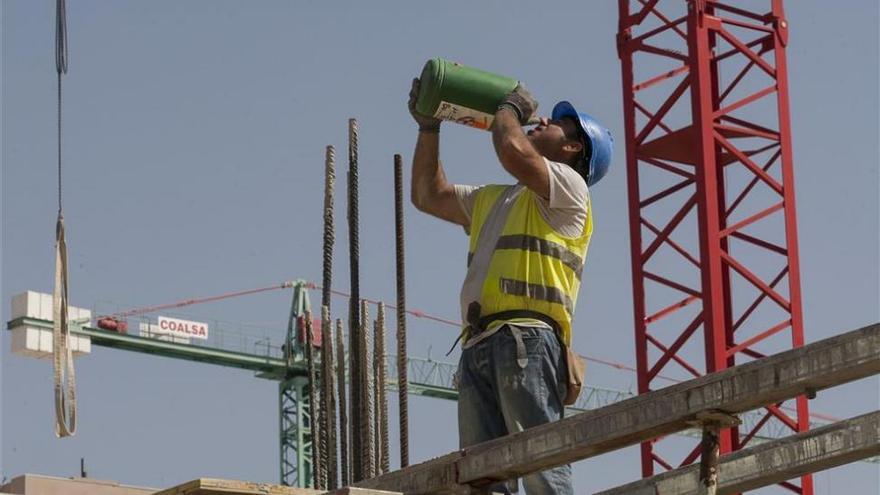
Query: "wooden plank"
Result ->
[[595, 411, 880, 495], [356, 323, 879, 493]]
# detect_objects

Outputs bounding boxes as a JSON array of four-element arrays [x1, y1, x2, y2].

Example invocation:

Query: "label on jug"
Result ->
[[434, 101, 494, 130]]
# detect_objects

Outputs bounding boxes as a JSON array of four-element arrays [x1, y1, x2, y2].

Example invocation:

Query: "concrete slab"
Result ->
[[595, 411, 880, 495], [354, 452, 466, 494], [154, 479, 403, 495], [153, 478, 320, 495], [0, 473, 155, 495]]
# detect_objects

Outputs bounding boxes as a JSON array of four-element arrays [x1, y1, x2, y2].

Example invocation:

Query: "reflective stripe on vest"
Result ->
[[466, 184, 592, 347], [495, 234, 584, 279], [471, 235, 583, 276], [498, 278, 574, 315]]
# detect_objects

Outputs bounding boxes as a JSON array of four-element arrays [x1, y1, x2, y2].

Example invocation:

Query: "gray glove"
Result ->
[[498, 83, 539, 125], [409, 78, 441, 132]]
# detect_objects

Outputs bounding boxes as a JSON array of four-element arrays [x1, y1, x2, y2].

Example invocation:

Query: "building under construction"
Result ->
[[2, 1, 878, 494]]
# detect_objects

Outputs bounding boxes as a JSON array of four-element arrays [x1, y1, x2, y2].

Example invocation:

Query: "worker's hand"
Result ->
[[409, 78, 442, 132], [498, 83, 539, 125]]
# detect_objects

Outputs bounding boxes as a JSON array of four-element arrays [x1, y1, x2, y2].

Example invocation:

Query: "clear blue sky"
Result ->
[[2, 1, 878, 493]]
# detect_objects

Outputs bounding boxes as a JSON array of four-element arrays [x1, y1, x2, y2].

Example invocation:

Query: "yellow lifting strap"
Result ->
[[54, 214, 76, 437], [53, 0, 76, 438]]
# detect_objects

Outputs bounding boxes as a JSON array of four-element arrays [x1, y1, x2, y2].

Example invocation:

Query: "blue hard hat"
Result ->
[[551, 101, 614, 187]]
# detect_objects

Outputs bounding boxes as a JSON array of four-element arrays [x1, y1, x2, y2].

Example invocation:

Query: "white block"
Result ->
[[10, 290, 92, 325], [40, 293, 53, 321], [11, 292, 29, 320], [35, 291, 47, 320], [9, 325, 91, 359], [11, 327, 52, 359], [69, 306, 92, 325], [71, 333, 91, 354], [39, 328, 53, 353], [9, 291, 93, 360], [11, 326, 42, 358], [10, 291, 49, 320]]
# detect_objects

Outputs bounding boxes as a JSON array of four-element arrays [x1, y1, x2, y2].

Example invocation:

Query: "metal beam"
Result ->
[[595, 411, 880, 495], [8, 317, 294, 377], [355, 324, 879, 494]]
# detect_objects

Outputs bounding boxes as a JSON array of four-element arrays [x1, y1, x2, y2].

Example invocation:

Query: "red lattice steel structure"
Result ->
[[617, 1, 812, 493]]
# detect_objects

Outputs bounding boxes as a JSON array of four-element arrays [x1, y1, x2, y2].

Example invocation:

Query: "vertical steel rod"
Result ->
[[318, 349, 328, 489], [321, 306, 337, 489], [347, 118, 363, 481], [393, 153, 410, 467], [698, 422, 721, 495], [321, 145, 337, 488], [373, 317, 381, 472], [376, 302, 390, 474], [305, 313, 321, 488], [360, 300, 375, 479], [335, 318, 349, 487], [322, 145, 336, 312]]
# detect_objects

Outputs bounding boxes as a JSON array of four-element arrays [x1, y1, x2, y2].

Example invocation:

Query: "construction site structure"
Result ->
[[7, 1, 878, 494], [13, 285, 872, 488]]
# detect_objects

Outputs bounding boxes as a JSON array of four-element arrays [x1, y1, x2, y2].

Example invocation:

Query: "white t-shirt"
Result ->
[[452, 158, 590, 343], [453, 158, 590, 237]]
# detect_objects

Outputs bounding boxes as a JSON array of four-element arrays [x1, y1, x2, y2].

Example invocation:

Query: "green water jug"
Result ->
[[415, 58, 520, 130]]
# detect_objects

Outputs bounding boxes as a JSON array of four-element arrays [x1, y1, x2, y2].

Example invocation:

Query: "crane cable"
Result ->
[[53, 0, 76, 438], [98, 281, 296, 320]]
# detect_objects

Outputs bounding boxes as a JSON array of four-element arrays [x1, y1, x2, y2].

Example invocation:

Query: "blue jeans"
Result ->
[[457, 325, 573, 495]]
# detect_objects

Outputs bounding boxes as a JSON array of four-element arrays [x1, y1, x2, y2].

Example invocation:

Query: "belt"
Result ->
[[475, 309, 561, 336], [447, 304, 561, 368]]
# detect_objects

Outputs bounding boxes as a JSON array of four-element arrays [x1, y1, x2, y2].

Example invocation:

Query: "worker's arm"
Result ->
[[407, 78, 469, 226], [410, 131, 469, 226], [492, 86, 550, 199]]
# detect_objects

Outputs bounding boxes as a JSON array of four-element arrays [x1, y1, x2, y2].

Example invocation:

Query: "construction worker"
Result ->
[[408, 78, 613, 494]]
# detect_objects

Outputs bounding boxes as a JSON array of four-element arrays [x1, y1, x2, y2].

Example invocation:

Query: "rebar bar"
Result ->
[[699, 423, 721, 495], [393, 153, 410, 467], [376, 302, 390, 474], [322, 145, 335, 311], [347, 118, 363, 481], [321, 145, 337, 488], [335, 318, 349, 487], [372, 318, 381, 472], [360, 300, 375, 479], [305, 313, 321, 488], [321, 305, 336, 489], [318, 347, 328, 489]]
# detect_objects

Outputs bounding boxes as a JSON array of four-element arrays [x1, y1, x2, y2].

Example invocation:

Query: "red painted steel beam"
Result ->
[[617, 1, 813, 493]]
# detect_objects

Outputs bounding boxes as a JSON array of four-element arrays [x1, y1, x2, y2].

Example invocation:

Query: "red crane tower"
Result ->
[[617, 1, 812, 493]]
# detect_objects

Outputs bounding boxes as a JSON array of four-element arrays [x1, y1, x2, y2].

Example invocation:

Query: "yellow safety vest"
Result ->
[[467, 184, 592, 347]]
